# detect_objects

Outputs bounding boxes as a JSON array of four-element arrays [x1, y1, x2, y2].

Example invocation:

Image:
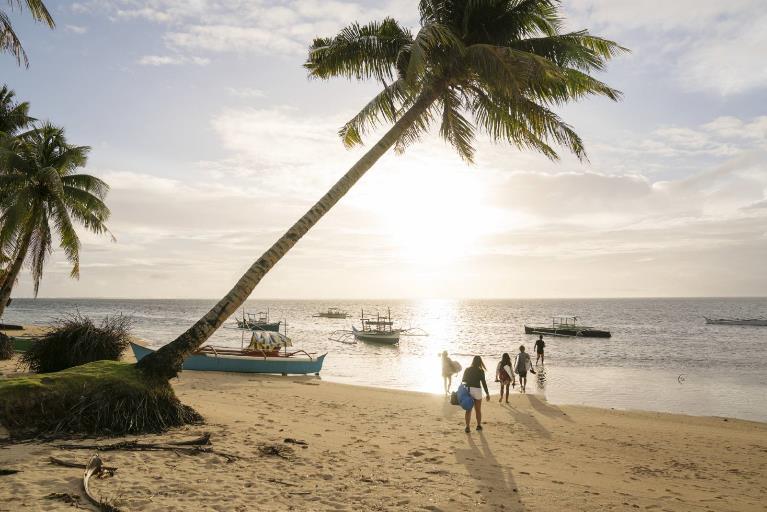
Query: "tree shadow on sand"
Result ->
[[455, 431, 526, 511]]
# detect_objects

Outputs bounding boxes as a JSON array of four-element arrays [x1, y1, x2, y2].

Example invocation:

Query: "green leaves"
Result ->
[[1, 1, 55, 67], [0, 118, 112, 297], [307, 0, 626, 161]]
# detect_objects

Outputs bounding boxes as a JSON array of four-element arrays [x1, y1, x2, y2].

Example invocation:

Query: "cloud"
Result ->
[[225, 87, 266, 99], [565, 1, 767, 96], [65, 24, 88, 34], [137, 54, 209, 66]]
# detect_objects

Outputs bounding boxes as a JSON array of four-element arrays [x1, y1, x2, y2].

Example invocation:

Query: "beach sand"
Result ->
[[1, 333, 766, 511]]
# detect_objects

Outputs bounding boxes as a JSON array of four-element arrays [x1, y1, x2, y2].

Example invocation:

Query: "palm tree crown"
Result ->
[[1, 0, 55, 66], [0, 123, 112, 297], [0, 84, 34, 136], [305, 0, 627, 163]]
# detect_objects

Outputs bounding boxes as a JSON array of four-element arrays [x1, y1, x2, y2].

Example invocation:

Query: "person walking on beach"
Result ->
[[514, 345, 534, 393], [462, 356, 490, 432], [441, 351, 460, 394], [496, 353, 514, 403], [534, 335, 546, 365]]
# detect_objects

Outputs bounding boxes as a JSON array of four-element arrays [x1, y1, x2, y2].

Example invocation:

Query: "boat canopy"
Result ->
[[249, 330, 293, 350]]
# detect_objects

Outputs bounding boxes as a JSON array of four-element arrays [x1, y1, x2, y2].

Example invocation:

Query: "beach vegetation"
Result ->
[[20, 313, 132, 373], [0, 0, 55, 67], [0, 332, 12, 360], [138, 0, 627, 380], [0, 122, 113, 319], [0, 360, 202, 439]]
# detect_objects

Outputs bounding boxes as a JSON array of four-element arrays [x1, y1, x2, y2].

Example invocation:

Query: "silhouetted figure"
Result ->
[[462, 356, 490, 432], [534, 335, 545, 365], [495, 352, 514, 403]]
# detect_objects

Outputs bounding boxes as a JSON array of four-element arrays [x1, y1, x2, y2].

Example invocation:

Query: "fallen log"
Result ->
[[56, 435, 238, 462]]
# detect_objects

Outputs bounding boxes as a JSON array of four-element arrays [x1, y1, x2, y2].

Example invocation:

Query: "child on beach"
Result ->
[[462, 356, 490, 432], [514, 345, 535, 393], [495, 353, 514, 403]]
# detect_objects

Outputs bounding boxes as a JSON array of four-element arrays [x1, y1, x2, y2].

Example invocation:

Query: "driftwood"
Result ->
[[283, 438, 308, 446], [83, 455, 121, 512], [49, 456, 117, 476], [0, 468, 20, 475], [267, 477, 299, 487], [258, 443, 294, 460], [45, 492, 81, 504], [56, 433, 237, 462]]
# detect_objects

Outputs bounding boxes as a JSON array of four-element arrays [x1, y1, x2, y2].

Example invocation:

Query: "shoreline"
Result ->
[[2, 333, 767, 510]]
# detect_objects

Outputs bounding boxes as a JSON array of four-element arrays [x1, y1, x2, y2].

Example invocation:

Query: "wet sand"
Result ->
[[1, 331, 766, 511]]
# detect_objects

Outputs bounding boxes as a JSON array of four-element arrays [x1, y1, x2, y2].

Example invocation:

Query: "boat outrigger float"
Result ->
[[130, 330, 326, 375], [329, 309, 427, 345], [525, 316, 611, 338]]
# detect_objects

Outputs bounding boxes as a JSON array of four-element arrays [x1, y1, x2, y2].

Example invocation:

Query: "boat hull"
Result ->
[[352, 327, 400, 344], [130, 343, 326, 375], [525, 325, 611, 338], [236, 321, 282, 332], [705, 318, 767, 326]]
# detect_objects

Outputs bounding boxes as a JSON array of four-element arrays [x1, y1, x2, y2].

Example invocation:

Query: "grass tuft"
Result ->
[[20, 313, 132, 373]]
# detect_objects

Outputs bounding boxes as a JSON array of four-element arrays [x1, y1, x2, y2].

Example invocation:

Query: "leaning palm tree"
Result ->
[[0, 123, 112, 318], [138, 0, 627, 379], [1, 0, 54, 66]]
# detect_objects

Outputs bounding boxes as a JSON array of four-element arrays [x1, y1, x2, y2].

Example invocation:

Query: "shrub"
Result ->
[[0, 332, 12, 360], [20, 313, 132, 373]]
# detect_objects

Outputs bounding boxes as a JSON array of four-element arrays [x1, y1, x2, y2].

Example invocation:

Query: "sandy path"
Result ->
[[1, 353, 766, 511]]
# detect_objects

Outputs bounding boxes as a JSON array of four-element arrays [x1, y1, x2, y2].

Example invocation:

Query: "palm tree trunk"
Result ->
[[137, 89, 441, 379], [0, 229, 33, 319]]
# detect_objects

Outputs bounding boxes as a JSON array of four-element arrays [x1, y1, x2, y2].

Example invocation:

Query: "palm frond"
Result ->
[[439, 87, 476, 162], [511, 30, 629, 71], [305, 18, 412, 82], [61, 173, 109, 198]]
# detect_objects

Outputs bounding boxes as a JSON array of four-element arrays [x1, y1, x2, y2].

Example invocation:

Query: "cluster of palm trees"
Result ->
[[0, 86, 112, 319]]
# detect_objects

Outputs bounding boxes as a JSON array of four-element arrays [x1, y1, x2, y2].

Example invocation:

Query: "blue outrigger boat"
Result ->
[[130, 335, 326, 376]]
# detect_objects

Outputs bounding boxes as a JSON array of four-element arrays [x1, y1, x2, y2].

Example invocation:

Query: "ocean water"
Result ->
[[3, 297, 766, 422]]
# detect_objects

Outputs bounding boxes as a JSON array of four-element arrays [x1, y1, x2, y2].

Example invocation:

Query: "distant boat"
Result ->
[[313, 307, 350, 319], [235, 309, 281, 332], [704, 317, 767, 326], [329, 309, 427, 345], [130, 332, 326, 375], [525, 316, 611, 338]]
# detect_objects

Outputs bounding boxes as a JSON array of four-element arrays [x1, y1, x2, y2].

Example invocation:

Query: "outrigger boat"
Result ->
[[525, 316, 611, 338], [313, 307, 351, 319], [235, 309, 281, 332], [704, 317, 767, 326], [329, 309, 427, 345], [130, 330, 325, 375]]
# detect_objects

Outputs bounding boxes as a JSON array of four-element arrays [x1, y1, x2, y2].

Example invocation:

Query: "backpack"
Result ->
[[450, 391, 459, 405]]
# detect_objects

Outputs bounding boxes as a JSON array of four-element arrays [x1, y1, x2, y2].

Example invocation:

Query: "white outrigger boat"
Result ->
[[704, 317, 767, 326], [329, 309, 427, 345]]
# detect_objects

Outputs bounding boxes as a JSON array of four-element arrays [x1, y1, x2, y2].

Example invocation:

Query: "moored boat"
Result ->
[[130, 334, 326, 375], [704, 317, 767, 326], [328, 309, 427, 345], [235, 309, 281, 332], [525, 316, 611, 338], [313, 307, 351, 319]]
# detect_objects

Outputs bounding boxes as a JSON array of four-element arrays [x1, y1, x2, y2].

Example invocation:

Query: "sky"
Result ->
[[2, 0, 766, 299]]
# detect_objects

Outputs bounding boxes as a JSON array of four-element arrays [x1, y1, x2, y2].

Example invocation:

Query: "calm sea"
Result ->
[[3, 298, 766, 422]]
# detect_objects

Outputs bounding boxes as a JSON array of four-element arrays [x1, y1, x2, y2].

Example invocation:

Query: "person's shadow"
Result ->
[[454, 430, 525, 510]]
